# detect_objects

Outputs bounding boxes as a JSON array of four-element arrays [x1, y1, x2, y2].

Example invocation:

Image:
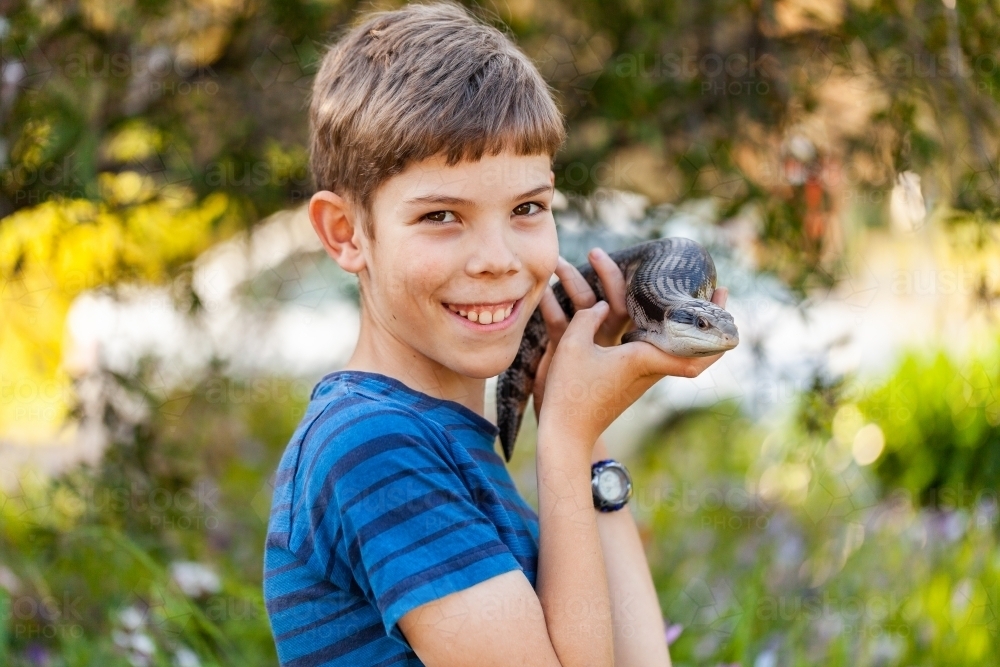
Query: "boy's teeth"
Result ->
[[447, 301, 515, 324]]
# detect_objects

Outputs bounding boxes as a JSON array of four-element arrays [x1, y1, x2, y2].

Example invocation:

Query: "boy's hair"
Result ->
[[309, 1, 566, 241]]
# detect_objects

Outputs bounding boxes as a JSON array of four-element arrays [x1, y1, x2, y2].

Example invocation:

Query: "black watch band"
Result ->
[[591, 459, 633, 512]]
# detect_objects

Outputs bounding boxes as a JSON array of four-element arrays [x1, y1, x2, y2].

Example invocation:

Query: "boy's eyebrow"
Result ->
[[404, 183, 553, 206]]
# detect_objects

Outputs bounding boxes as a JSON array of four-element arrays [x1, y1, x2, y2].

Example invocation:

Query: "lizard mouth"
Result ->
[[624, 326, 738, 355]]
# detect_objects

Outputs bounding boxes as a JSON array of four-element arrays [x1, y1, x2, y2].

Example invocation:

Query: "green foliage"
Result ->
[[632, 404, 1000, 667], [525, 0, 1000, 287], [0, 0, 339, 218], [858, 348, 1000, 508], [0, 366, 306, 665], [776, 341, 1000, 511], [3, 0, 1000, 290]]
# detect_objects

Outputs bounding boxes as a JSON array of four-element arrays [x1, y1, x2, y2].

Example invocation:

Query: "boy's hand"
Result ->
[[532, 248, 631, 421], [536, 293, 729, 448], [555, 249, 635, 348], [531, 247, 730, 430]]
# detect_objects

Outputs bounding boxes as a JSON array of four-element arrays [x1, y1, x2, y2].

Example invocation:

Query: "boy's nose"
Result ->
[[467, 226, 522, 275]]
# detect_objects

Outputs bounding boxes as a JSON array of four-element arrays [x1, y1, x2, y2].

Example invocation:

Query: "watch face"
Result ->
[[597, 469, 624, 501]]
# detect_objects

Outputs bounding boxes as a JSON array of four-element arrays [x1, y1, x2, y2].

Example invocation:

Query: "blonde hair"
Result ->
[[308, 1, 566, 240]]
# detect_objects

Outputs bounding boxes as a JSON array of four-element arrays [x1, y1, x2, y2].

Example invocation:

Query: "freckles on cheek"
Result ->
[[406, 266, 446, 312]]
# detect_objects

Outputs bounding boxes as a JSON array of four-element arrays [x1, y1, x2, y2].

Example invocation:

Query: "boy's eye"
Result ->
[[422, 210, 457, 223], [513, 202, 544, 216]]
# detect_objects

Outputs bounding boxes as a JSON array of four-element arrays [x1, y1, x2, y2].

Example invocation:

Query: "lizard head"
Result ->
[[622, 299, 739, 357]]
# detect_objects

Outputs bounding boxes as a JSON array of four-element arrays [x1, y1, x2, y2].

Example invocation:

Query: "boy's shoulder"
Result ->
[[266, 369, 512, 555], [278, 370, 501, 495], [302, 370, 447, 446], [296, 370, 498, 454]]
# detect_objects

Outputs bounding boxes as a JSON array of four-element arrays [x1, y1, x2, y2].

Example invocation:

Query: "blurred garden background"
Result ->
[[2, 0, 1000, 665]]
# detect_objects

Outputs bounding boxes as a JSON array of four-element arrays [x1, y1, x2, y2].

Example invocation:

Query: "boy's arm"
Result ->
[[534, 422, 616, 667], [591, 436, 672, 667], [397, 422, 616, 667]]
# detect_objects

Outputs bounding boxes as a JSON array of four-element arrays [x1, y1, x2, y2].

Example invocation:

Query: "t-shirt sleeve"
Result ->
[[325, 406, 524, 648]]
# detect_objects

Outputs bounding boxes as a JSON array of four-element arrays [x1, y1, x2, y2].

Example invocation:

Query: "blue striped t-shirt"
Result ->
[[263, 370, 540, 666]]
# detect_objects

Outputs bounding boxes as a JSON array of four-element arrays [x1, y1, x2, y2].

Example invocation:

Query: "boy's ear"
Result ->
[[308, 190, 366, 274]]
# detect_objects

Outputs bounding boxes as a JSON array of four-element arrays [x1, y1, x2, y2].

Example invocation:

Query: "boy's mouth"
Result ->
[[442, 297, 522, 328]]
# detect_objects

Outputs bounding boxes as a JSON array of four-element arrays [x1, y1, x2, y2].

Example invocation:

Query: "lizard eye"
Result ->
[[696, 317, 709, 330]]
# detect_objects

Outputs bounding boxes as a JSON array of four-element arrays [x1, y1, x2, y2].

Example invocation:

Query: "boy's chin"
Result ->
[[445, 346, 520, 380], [449, 357, 514, 380]]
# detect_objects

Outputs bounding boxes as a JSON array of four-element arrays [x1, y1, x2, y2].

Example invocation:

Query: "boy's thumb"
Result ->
[[571, 300, 609, 336]]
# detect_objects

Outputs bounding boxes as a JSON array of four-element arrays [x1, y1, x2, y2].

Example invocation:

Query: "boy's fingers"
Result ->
[[622, 340, 724, 379], [652, 349, 723, 379], [532, 341, 554, 418], [587, 248, 628, 320], [555, 256, 597, 311], [563, 300, 609, 342], [711, 286, 728, 309], [538, 285, 569, 347]]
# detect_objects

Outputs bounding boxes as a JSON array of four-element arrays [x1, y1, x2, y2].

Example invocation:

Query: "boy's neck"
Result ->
[[343, 316, 488, 418]]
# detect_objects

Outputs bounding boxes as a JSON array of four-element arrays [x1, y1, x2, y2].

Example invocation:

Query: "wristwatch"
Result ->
[[591, 459, 633, 512]]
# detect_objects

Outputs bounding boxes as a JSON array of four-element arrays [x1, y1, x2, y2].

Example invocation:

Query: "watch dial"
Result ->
[[598, 470, 623, 500]]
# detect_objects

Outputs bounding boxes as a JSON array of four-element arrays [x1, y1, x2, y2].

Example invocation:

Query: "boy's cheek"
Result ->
[[519, 220, 559, 281], [371, 251, 442, 304]]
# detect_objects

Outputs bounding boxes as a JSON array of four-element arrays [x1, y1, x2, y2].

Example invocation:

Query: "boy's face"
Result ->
[[358, 152, 558, 380]]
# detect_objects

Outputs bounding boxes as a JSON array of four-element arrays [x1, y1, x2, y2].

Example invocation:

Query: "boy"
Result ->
[[263, 3, 729, 666]]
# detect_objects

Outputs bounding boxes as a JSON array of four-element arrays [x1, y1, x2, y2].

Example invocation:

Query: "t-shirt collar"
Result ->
[[312, 369, 501, 442]]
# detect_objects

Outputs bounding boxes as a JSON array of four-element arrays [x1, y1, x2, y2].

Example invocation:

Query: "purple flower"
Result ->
[[25, 643, 51, 667], [663, 617, 684, 646]]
